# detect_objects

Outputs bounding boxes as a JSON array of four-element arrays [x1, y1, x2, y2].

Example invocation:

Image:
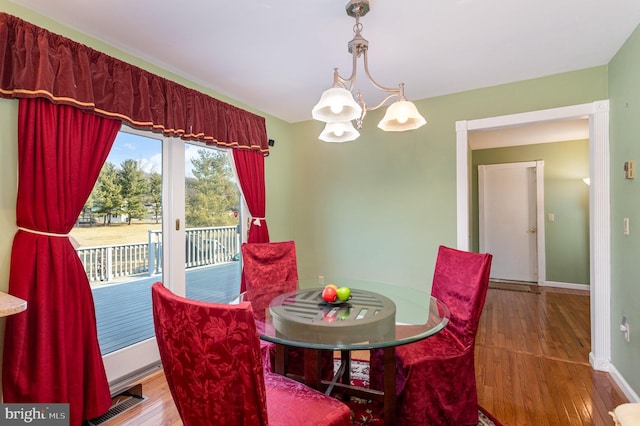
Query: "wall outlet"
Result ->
[[624, 160, 635, 179]]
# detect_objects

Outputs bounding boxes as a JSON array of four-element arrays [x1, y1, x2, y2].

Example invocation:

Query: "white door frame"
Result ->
[[101, 127, 173, 392], [479, 161, 546, 284], [103, 128, 188, 392], [456, 100, 611, 372]]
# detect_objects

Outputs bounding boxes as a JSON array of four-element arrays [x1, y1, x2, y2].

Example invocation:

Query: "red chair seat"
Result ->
[[392, 328, 467, 363], [265, 372, 352, 425]]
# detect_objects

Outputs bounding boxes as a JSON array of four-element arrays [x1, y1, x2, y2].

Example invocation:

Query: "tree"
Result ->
[[117, 159, 148, 224], [94, 162, 123, 224], [148, 170, 162, 224], [80, 190, 98, 226], [186, 149, 239, 227]]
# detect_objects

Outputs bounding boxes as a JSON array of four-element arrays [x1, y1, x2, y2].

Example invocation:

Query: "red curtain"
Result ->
[[3, 98, 121, 425], [0, 11, 272, 423], [0, 12, 268, 153], [233, 149, 270, 291]]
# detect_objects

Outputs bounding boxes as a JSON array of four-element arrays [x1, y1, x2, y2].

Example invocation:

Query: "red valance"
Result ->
[[0, 13, 269, 153]]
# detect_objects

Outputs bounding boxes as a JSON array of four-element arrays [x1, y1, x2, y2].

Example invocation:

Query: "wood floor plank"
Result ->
[[475, 287, 628, 425]]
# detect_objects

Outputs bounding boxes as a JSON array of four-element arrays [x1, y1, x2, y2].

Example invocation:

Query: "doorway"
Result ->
[[479, 161, 544, 283], [455, 100, 612, 372]]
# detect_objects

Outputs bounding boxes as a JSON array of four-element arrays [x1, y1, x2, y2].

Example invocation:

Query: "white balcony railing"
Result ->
[[77, 226, 239, 283]]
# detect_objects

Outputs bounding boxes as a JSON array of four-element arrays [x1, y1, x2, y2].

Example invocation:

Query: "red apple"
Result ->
[[321, 286, 338, 302]]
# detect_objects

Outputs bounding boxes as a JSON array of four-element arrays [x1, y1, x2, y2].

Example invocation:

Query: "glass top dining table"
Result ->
[[232, 278, 450, 425], [233, 278, 450, 351]]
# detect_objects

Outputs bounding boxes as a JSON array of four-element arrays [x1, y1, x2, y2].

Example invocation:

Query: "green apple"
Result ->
[[336, 286, 351, 302]]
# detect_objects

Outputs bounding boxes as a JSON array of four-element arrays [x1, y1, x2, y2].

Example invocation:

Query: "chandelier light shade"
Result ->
[[378, 99, 427, 131], [312, 87, 363, 122], [319, 121, 360, 143], [312, 0, 427, 142]]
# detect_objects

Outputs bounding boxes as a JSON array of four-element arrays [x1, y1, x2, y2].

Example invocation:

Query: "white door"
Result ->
[[478, 161, 544, 283]]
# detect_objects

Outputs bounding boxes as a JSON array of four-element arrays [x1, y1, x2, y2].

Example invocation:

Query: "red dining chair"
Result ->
[[241, 241, 334, 380], [370, 245, 493, 425], [151, 283, 352, 426], [241, 241, 299, 293]]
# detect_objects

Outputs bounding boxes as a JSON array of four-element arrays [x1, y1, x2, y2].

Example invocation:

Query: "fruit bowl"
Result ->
[[319, 284, 352, 305], [318, 295, 352, 306]]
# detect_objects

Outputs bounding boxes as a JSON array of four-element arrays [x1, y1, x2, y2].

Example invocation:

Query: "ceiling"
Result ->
[[8, 0, 640, 125], [469, 118, 589, 150]]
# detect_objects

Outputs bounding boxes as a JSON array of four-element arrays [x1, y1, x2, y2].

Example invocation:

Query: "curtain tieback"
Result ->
[[18, 227, 80, 249], [252, 217, 266, 226]]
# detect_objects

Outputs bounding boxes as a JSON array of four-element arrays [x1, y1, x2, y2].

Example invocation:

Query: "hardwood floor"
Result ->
[[475, 286, 627, 425], [100, 286, 629, 425]]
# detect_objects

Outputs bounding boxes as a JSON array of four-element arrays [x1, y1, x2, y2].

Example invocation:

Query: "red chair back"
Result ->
[[431, 245, 493, 347], [240, 241, 336, 381], [241, 241, 298, 292], [151, 282, 269, 425]]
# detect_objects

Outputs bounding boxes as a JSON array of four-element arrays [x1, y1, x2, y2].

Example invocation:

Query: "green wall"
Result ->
[[0, 100, 18, 374], [0, 2, 609, 295], [0, 0, 638, 401], [291, 68, 606, 291], [609, 21, 640, 396], [472, 141, 590, 285]]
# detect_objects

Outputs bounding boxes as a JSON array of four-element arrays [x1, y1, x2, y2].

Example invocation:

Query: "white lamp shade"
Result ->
[[377, 100, 426, 132], [319, 121, 360, 142], [312, 87, 362, 122]]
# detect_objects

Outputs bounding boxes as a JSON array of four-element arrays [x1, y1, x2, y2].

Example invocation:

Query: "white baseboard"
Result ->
[[609, 363, 640, 403], [542, 280, 590, 291], [590, 351, 611, 372]]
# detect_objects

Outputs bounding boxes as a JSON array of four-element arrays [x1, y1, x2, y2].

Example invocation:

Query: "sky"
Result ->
[[107, 131, 221, 178]]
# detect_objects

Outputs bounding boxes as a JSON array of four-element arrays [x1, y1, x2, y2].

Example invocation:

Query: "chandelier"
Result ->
[[312, 0, 427, 142]]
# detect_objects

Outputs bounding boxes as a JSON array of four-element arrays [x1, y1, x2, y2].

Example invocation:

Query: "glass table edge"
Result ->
[[258, 317, 450, 351]]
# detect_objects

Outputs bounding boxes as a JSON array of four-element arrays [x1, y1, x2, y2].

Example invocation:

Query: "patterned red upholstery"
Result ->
[[370, 245, 493, 425], [241, 241, 299, 292], [151, 283, 352, 426], [241, 241, 333, 380]]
